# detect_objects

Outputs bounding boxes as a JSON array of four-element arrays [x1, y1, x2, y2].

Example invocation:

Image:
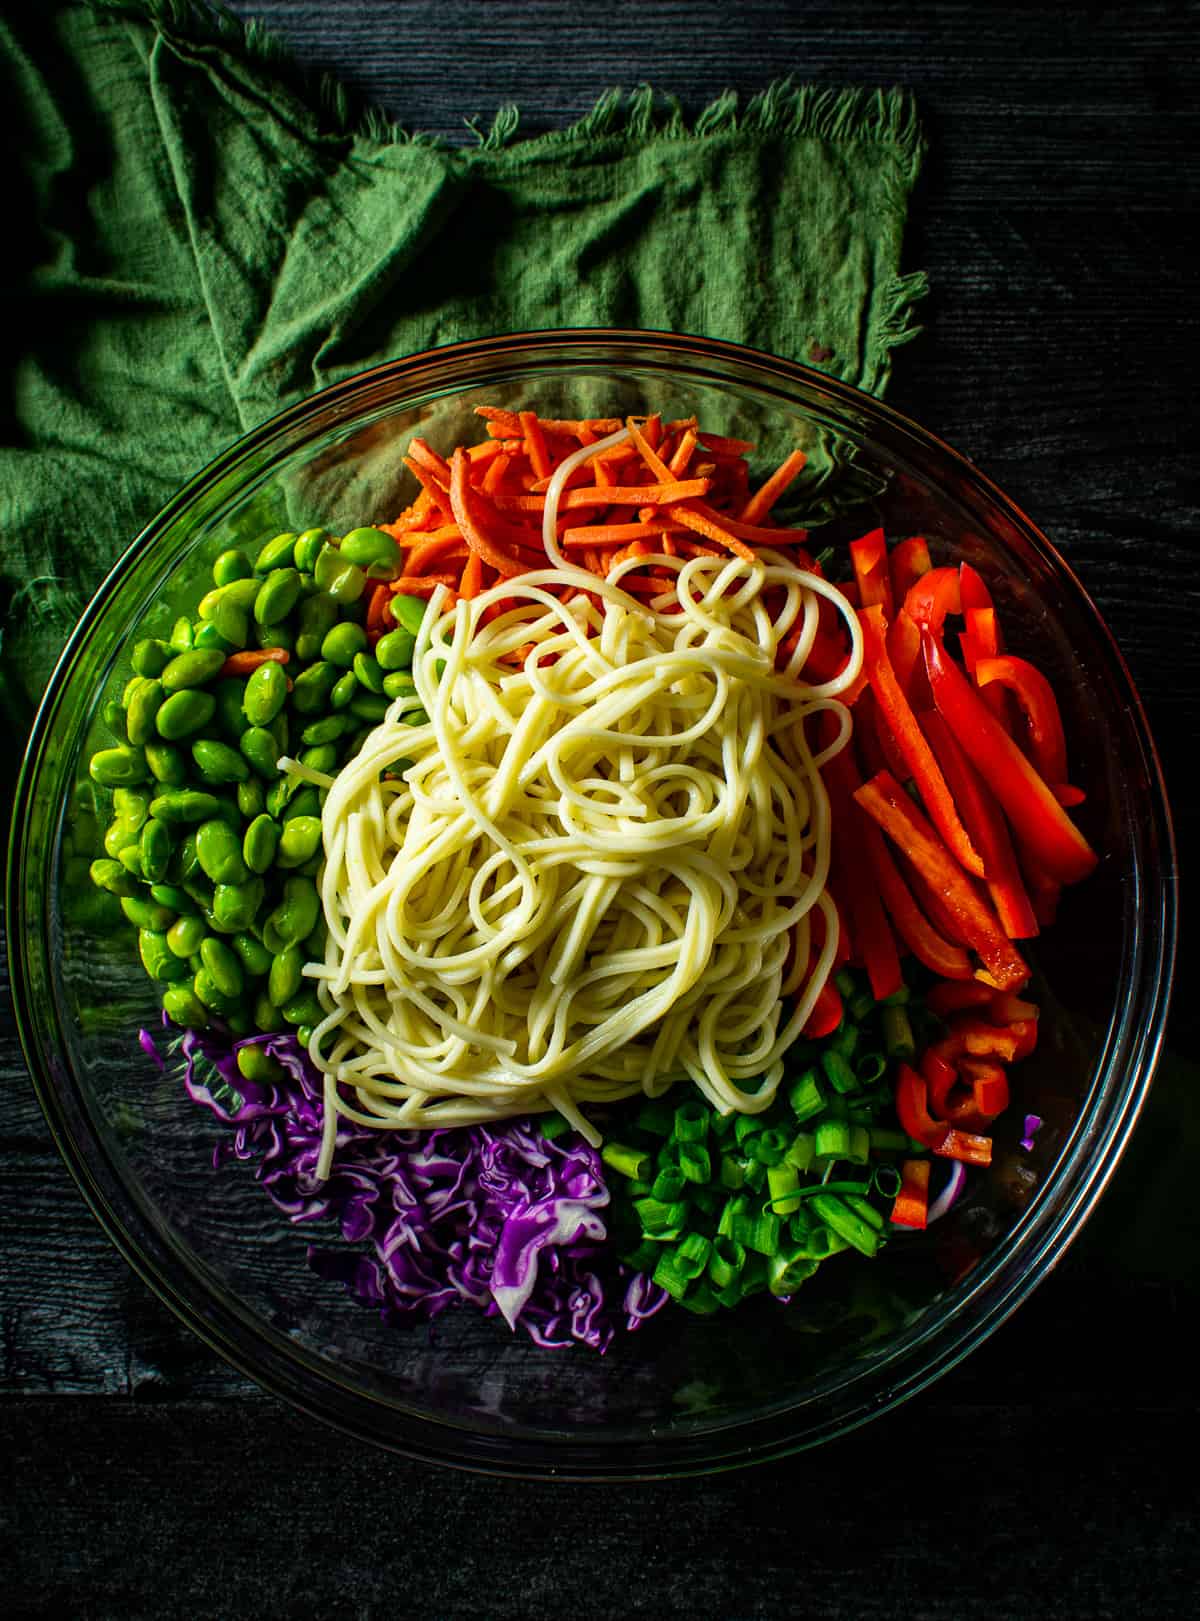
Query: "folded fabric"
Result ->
[[0, 0, 925, 728]]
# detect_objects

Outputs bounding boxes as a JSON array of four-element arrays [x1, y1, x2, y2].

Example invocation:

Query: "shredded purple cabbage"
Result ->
[[155, 1021, 667, 1352], [1020, 1113, 1044, 1152]]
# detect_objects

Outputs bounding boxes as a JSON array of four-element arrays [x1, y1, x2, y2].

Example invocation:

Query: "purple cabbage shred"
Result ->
[[1020, 1113, 1044, 1152], [149, 1021, 667, 1352]]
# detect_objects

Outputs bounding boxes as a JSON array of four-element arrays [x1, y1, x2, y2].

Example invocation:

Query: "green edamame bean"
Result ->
[[320, 621, 368, 668], [161, 648, 226, 692], [293, 528, 329, 573], [302, 914, 328, 958], [162, 984, 208, 1029], [131, 638, 173, 678], [124, 679, 164, 746], [210, 595, 249, 648], [113, 787, 151, 825], [382, 671, 417, 700], [330, 670, 359, 709], [242, 813, 280, 874], [200, 936, 244, 998], [103, 820, 140, 858], [149, 883, 196, 914], [212, 876, 265, 933], [390, 594, 428, 636], [139, 928, 189, 982], [314, 543, 365, 603], [253, 567, 302, 627], [213, 548, 252, 586], [192, 623, 233, 654], [90, 745, 148, 787], [144, 740, 186, 785], [117, 844, 145, 876], [191, 738, 250, 784], [253, 992, 287, 1033], [89, 858, 137, 896], [299, 744, 339, 774], [236, 1044, 285, 1083], [240, 726, 281, 779], [120, 895, 176, 931], [349, 693, 389, 723], [236, 778, 265, 819], [254, 621, 294, 652], [276, 816, 322, 869], [352, 651, 385, 693], [264, 780, 290, 820], [167, 914, 207, 958], [169, 617, 194, 652], [295, 594, 338, 661], [243, 660, 288, 727], [269, 707, 290, 754], [375, 628, 416, 671], [156, 690, 216, 740], [340, 526, 402, 579], [232, 933, 273, 976], [282, 787, 321, 822], [172, 829, 200, 879], [300, 714, 349, 746], [123, 674, 148, 707], [254, 531, 298, 573], [139, 818, 172, 883], [281, 988, 324, 1027], [271, 876, 320, 946], [148, 789, 220, 824], [290, 661, 339, 715], [407, 707, 431, 727], [100, 699, 127, 739], [195, 818, 248, 885], [192, 968, 241, 1016], [268, 946, 303, 1008], [214, 680, 248, 739]]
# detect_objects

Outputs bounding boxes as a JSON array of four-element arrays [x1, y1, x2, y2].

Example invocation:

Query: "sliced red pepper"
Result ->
[[823, 731, 904, 1001], [891, 1157, 931, 1229], [889, 535, 932, 605], [856, 679, 912, 783], [860, 606, 986, 878], [850, 527, 894, 617], [960, 605, 1013, 732], [923, 629, 1099, 887], [861, 816, 975, 980], [925, 981, 996, 1018], [902, 566, 961, 633], [974, 653, 1071, 792], [935, 1128, 993, 1167], [958, 561, 993, 615], [989, 992, 1039, 1025], [802, 978, 844, 1039], [895, 1063, 950, 1150], [921, 1049, 959, 1116], [886, 609, 932, 708], [897, 850, 972, 946], [920, 708, 1039, 939], [854, 770, 1030, 990]]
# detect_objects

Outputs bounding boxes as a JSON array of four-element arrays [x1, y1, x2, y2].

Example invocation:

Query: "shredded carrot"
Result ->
[[365, 584, 393, 634], [739, 448, 808, 525], [459, 553, 486, 599], [392, 576, 457, 598], [562, 523, 667, 548], [668, 427, 699, 476], [626, 416, 673, 482], [664, 504, 757, 563], [520, 410, 552, 481], [407, 437, 452, 483], [219, 647, 289, 677], [697, 431, 756, 456]]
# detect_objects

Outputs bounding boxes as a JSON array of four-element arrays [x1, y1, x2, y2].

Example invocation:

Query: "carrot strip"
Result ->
[[448, 448, 531, 580], [482, 452, 512, 497], [219, 647, 289, 677], [406, 438, 452, 483], [739, 448, 808, 525], [626, 416, 673, 482], [459, 553, 486, 599], [562, 523, 668, 548], [697, 431, 756, 456], [519, 410, 552, 481], [664, 504, 756, 563], [392, 577, 456, 599], [668, 427, 698, 476], [854, 771, 1029, 991], [365, 585, 392, 634]]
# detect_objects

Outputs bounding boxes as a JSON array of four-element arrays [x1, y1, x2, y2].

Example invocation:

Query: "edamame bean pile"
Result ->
[[87, 525, 427, 1046]]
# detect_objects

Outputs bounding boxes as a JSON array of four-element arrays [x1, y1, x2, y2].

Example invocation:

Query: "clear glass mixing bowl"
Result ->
[[7, 331, 1175, 1478]]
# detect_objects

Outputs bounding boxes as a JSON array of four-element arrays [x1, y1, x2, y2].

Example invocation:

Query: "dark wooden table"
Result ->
[[4, 3, 1197, 1615]]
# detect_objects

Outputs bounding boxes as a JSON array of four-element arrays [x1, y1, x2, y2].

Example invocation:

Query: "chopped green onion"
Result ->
[[601, 1142, 652, 1181], [809, 1192, 881, 1257], [785, 1131, 815, 1172], [719, 1154, 746, 1190], [621, 1239, 662, 1272], [740, 1254, 769, 1295], [627, 1178, 654, 1199], [814, 1118, 852, 1160], [673, 1100, 710, 1142], [750, 1127, 790, 1166], [768, 1251, 820, 1295], [845, 1124, 871, 1165], [872, 1163, 903, 1199], [674, 1232, 712, 1279], [738, 1210, 781, 1257], [743, 1157, 767, 1192], [834, 968, 858, 997], [718, 1193, 749, 1238], [651, 1251, 692, 1301], [881, 986, 910, 1005], [656, 1138, 681, 1170], [734, 1113, 762, 1147], [788, 1069, 825, 1122], [821, 1049, 859, 1094], [829, 1021, 859, 1059], [634, 1196, 689, 1235], [847, 989, 876, 1023], [766, 1160, 801, 1214], [708, 1234, 746, 1289], [710, 1108, 737, 1140], [679, 1280, 721, 1314], [854, 1050, 888, 1086], [868, 1126, 910, 1154], [678, 1142, 712, 1184], [792, 1224, 850, 1259], [539, 1111, 572, 1140], [690, 1185, 720, 1218], [651, 1166, 687, 1202], [844, 1193, 885, 1231], [881, 1003, 916, 1061]]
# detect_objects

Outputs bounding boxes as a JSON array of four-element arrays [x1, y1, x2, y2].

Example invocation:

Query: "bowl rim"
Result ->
[[7, 326, 1178, 1479]]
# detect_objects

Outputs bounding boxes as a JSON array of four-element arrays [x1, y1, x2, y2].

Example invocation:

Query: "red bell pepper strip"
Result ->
[[920, 709, 1039, 939], [922, 1049, 959, 1116], [823, 734, 904, 1001], [989, 992, 1039, 1026], [935, 1129, 993, 1167], [802, 978, 844, 1039], [857, 680, 912, 784], [923, 629, 1099, 886], [886, 609, 932, 708], [925, 981, 996, 1018], [959, 605, 1013, 733], [861, 816, 975, 980], [902, 566, 961, 634], [958, 561, 993, 614], [854, 771, 1030, 990], [889, 535, 932, 605], [891, 1158, 931, 1229], [974, 654, 1071, 791], [896, 1063, 950, 1149], [860, 606, 986, 878], [849, 527, 894, 617]]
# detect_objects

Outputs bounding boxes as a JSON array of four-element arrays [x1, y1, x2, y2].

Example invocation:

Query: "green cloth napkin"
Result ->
[[0, 0, 926, 730]]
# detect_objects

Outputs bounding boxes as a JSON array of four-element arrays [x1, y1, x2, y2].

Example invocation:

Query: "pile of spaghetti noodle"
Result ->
[[297, 415, 863, 1175]]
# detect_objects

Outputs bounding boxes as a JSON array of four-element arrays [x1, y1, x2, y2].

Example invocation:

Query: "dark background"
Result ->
[[4, 2, 1197, 1615]]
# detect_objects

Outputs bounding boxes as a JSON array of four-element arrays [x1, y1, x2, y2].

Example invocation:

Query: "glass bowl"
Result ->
[[7, 330, 1175, 1478]]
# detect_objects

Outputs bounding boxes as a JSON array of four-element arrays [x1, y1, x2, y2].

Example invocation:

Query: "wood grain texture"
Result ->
[[3, 0, 1198, 1608]]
